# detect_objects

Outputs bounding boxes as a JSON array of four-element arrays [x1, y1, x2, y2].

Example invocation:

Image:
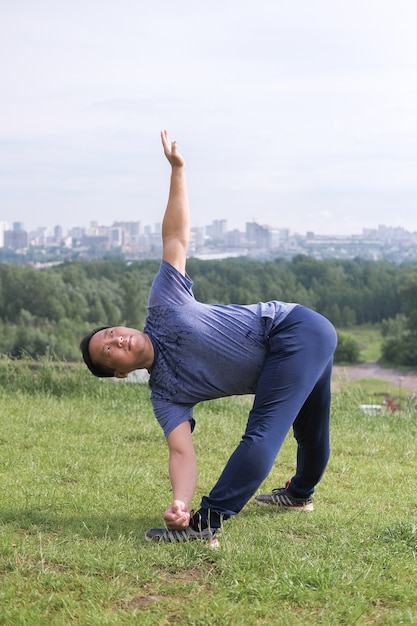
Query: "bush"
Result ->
[[334, 332, 360, 364], [381, 334, 417, 366]]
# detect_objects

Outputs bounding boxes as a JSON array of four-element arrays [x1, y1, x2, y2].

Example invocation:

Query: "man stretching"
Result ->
[[80, 131, 337, 543]]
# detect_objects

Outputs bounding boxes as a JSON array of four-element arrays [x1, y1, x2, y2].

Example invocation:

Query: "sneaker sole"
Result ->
[[145, 527, 219, 544], [254, 499, 314, 511]]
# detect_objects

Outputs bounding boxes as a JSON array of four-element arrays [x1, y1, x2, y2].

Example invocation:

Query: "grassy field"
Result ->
[[339, 324, 383, 363], [1, 360, 417, 625]]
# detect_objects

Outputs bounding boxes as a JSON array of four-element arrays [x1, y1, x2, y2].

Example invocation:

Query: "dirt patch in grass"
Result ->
[[125, 594, 166, 609], [333, 362, 417, 393], [123, 568, 207, 610]]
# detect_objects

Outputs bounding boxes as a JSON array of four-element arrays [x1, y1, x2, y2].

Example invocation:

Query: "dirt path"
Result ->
[[333, 362, 417, 394]]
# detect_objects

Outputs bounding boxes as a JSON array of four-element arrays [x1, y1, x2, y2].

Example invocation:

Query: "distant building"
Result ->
[[269, 228, 282, 250], [0, 221, 9, 247], [226, 229, 244, 247], [4, 228, 29, 249], [113, 221, 141, 249], [87, 221, 109, 237], [54, 225, 63, 242], [245, 222, 271, 249], [109, 227, 123, 247], [68, 227, 85, 245], [206, 219, 227, 241], [190, 226, 205, 250], [30, 226, 48, 246], [81, 235, 109, 249]]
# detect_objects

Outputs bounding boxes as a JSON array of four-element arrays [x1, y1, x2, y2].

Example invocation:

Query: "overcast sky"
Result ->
[[1, 0, 416, 236]]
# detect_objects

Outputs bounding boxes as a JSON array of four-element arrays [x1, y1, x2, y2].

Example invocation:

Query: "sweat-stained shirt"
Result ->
[[143, 261, 297, 437]]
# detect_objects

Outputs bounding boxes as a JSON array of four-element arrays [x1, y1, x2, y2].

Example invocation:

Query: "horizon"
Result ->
[[2, 216, 416, 241]]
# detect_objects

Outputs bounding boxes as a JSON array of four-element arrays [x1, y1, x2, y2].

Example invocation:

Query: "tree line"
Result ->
[[0, 254, 416, 365]]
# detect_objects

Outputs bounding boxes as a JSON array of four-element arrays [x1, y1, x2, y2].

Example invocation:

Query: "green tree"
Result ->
[[381, 271, 417, 365]]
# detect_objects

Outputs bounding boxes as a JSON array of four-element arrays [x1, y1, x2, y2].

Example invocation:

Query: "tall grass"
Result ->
[[1, 361, 416, 625]]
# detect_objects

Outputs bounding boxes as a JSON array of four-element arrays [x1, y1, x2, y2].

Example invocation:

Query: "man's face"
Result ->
[[88, 326, 144, 378]]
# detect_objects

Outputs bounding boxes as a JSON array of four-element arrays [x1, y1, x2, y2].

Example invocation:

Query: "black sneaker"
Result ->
[[254, 482, 314, 511], [145, 524, 220, 546]]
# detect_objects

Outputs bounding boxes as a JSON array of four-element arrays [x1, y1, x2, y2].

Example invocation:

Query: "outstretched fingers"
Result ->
[[161, 130, 185, 167]]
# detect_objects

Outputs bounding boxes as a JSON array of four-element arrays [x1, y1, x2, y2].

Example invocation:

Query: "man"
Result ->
[[80, 130, 337, 543]]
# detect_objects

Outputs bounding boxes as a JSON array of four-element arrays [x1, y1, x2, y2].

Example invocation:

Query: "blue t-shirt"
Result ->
[[143, 261, 296, 437]]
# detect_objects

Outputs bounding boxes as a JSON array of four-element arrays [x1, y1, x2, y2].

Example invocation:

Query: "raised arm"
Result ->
[[161, 130, 190, 275]]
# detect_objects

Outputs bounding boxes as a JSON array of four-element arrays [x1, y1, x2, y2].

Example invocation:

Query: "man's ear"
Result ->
[[114, 371, 129, 379]]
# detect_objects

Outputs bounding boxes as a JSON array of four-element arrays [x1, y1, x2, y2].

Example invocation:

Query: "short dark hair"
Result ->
[[80, 326, 115, 378]]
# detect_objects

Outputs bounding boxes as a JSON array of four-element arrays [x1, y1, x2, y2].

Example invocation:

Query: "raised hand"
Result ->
[[161, 130, 185, 168]]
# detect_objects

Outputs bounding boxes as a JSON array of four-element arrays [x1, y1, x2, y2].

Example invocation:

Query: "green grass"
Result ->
[[1, 362, 417, 625]]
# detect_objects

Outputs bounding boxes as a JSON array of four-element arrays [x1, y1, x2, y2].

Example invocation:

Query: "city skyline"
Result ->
[[2, 214, 417, 267], [2, 215, 416, 241], [1, 1, 417, 236]]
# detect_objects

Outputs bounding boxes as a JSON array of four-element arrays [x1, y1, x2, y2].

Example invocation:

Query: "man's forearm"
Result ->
[[162, 166, 190, 248], [169, 447, 197, 509]]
